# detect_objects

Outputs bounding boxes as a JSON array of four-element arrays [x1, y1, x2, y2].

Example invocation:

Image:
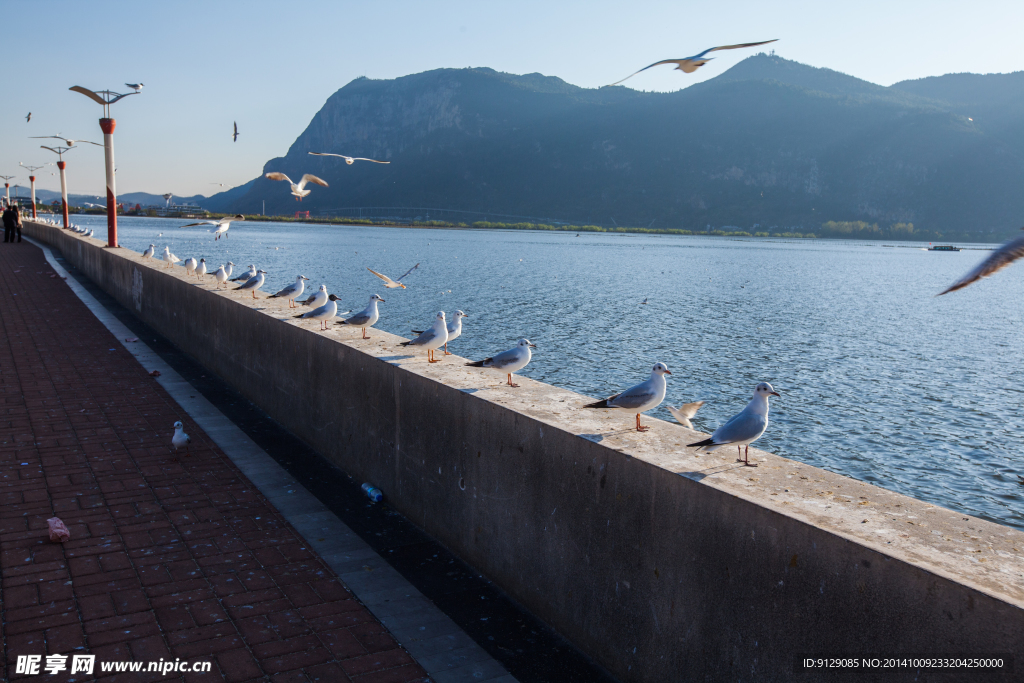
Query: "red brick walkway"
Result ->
[[0, 241, 428, 681]]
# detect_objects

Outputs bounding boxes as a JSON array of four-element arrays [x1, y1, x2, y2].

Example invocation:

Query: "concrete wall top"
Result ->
[[30, 221, 1024, 681]]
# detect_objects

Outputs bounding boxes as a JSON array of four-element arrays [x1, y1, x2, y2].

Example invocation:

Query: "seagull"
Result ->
[[641, 297, 649, 305], [688, 382, 780, 467], [301, 284, 328, 308], [264, 172, 328, 201], [86, 229, 94, 238], [939, 229, 1024, 295], [230, 264, 256, 282], [171, 420, 191, 457], [294, 294, 342, 330], [184, 257, 198, 277], [126, 83, 144, 93], [609, 39, 779, 86], [26, 112, 31, 122], [584, 362, 672, 432], [466, 339, 536, 387], [31, 135, 103, 147], [667, 401, 706, 430], [162, 246, 181, 268], [268, 275, 309, 307], [180, 214, 244, 240], [213, 264, 230, 289], [309, 152, 390, 165], [224, 261, 235, 279], [401, 311, 448, 363], [339, 294, 385, 338], [232, 121, 239, 143], [235, 270, 267, 298], [196, 258, 207, 280], [413, 310, 466, 355], [368, 263, 419, 289]]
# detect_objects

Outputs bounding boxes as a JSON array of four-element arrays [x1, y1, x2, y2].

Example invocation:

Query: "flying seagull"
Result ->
[[126, 83, 144, 93], [265, 172, 328, 201], [667, 401, 705, 430], [309, 152, 390, 165], [232, 121, 238, 142], [609, 39, 779, 86], [180, 214, 245, 240], [688, 382, 780, 467], [31, 135, 102, 147], [368, 263, 419, 289], [939, 229, 1024, 295], [26, 112, 31, 122], [584, 362, 672, 432]]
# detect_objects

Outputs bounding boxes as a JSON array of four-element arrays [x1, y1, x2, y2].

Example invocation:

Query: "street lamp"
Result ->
[[0, 175, 14, 207], [69, 85, 140, 247], [19, 162, 51, 219], [41, 145, 75, 229]]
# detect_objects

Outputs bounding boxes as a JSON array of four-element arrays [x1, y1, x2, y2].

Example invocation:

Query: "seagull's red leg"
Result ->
[[507, 373, 519, 388], [444, 342, 451, 355], [636, 414, 650, 432], [744, 445, 758, 467]]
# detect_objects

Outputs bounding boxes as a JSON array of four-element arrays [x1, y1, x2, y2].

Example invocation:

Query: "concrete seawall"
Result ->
[[26, 221, 1024, 682]]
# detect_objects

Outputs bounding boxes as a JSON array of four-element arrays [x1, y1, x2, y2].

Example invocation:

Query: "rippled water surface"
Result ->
[[68, 215, 1024, 529]]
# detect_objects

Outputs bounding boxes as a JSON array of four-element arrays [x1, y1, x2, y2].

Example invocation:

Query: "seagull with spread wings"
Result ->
[[309, 152, 390, 165], [609, 39, 778, 86], [367, 263, 418, 289], [939, 229, 1024, 295], [232, 122, 239, 142], [180, 214, 245, 240], [31, 135, 102, 147], [265, 172, 328, 200]]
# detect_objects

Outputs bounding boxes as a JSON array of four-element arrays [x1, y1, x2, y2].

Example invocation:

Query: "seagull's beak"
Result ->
[[529, 343, 537, 348], [663, 370, 672, 375], [770, 391, 780, 397], [399, 284, 406, 289]]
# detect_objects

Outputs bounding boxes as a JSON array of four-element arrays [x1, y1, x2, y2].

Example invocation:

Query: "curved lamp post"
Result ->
[[40, 145, 75, 229], [0, 175, 14, 207], [69, 86, 139, 247], [19, 163, 50, 218]]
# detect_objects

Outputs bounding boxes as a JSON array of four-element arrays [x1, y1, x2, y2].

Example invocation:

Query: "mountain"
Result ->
[[218, 56, 1024, 236], [28, 188, 208, 207]]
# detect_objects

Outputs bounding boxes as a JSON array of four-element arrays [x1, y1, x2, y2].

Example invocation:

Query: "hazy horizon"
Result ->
[[5, 0, 1024, 198]]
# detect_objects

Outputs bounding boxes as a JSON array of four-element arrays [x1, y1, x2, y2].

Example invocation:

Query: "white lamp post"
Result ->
[[0, 175, 13, 207], [40, 145, 75, 229], [19, 163, 50, 219]]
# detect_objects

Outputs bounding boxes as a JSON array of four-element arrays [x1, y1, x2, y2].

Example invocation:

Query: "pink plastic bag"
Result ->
[[47, 517, 70, 543]]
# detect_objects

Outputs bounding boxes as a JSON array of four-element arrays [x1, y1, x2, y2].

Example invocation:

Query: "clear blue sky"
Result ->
[[4, 0, 1022, 199]]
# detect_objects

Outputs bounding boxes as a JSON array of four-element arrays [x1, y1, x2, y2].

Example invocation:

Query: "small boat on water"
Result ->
[[928, 245, 961, 252]]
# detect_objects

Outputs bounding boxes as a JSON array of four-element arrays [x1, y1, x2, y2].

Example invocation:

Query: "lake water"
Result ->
[[65, 215, 1024, 530]]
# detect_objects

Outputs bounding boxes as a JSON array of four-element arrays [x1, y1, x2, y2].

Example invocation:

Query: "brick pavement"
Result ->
[[0, 240, 429, 681]]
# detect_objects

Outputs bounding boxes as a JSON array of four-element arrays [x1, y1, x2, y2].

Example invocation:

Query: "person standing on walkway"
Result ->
[[2, 204, 13, 243], [10, 205, 22, 243]]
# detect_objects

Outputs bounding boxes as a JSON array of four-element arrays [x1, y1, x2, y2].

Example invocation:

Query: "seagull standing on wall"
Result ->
[[265, 172, 328, 201], [401, 311, 448, 363], [688, 382, 780, 467], [609, 39, 778, 86], [301, 284, 328, 308], [230, 264, 256, 282], [466, 339, 536, 388], [339, 294, 385, 339], [269, 275, 310, 307], [584, 362, 672, 432], [413, 310, 466, 355], [142, 244, 155, 259], [162, 246, 181, 268], [213, 265, 230, 289], [235, 270, 267, 298], [294, 294, 342, 331], [196, 258, 207, 280]]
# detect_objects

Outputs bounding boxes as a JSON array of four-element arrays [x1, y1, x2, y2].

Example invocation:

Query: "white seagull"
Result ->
[[368, 263, 419, 289], [401, 311, 448, 363], [584, 362, 672, 432], [126, 83, 144, 93], [688, 382, 780, 467], [610, 39, 779, 86], [265, 172, 328, 201], [162, 246, 181, 268], [667, 401, 706, 430], [224, 261, 235, 279], [171, 420, 191, 456], [466, 339, 536, 388], [339, 294, 385, 338], [184, 257, 198, 277], [294, 293, 342, 331], [196, 258, 207, 280], [235, 269, 267, 298], [180, 214, 245, 241], [309, 152, 390, 165], [230, 264, 256, 282], [142, 244, 155, 259], [31, 135, 103, 147], [300, 284, 328, 308], [413, 309, 466, 355], [268, 275, 309, 307], [939, 229, 1024, 295], [213, 264, 230, 289]]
